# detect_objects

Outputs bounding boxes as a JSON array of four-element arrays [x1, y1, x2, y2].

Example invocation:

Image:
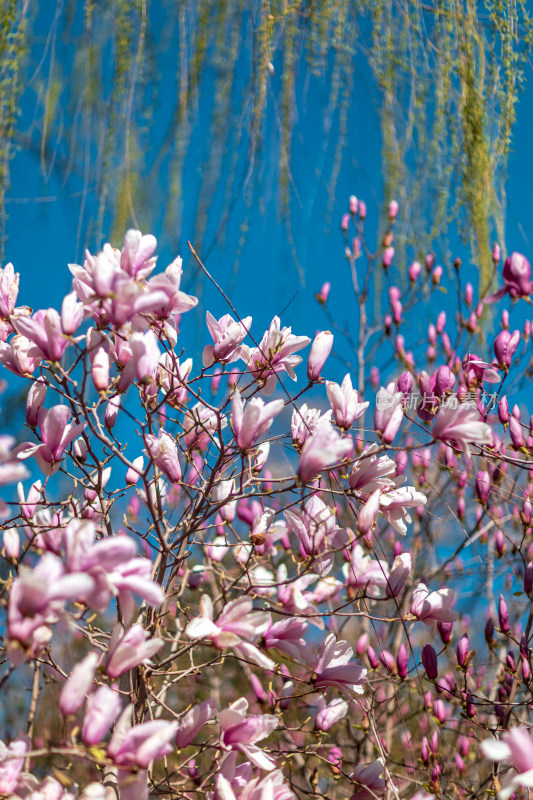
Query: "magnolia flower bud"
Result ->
[[421, 644, 438, 679], [307, 331, 333, 382], [388, 200, 399, 219], [456, 633, 469, 668], [396, 643, 408, 679], [349, 195, 358, 214], [409, 261, 422, 282], [475, 471, 490, 505], [498, 594, 511, 633], [383, 246, 394, 268], [433, 698, 446, 724], [317, 281, 331, 304]]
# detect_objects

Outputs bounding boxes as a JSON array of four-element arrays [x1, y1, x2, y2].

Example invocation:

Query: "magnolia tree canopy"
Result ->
[[0, 201, 532, 800]]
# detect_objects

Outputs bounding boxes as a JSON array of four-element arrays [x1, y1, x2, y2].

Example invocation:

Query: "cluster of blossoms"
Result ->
[[0, 202, 533, 800]]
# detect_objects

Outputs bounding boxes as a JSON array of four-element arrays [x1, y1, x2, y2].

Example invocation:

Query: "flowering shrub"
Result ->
[[0, 207, 533, 800]]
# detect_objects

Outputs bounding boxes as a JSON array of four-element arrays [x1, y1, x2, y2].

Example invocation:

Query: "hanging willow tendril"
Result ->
[[1, 0, 531, 288]]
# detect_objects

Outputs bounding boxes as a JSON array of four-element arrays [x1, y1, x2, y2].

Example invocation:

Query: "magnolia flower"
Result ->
[[13, 308, 71, 362], [462, 353, 501, 384], [175, 699, 216, 749], [264, 617, 308, 660], [186, 595, 274, 669], [315, 696, 348, 731], [351, 759, 387, 800], [82, 685, 123, 745], [432, 403, 492, 458], [106, 624, 164, 678], [307, 330, 333, 381], [0, 262, 19, 318], [60, 652, 99, 716], [375, 387, 404, 443], [0, 335, 42, 377], [410, 583, 457, 626], [486, 252, 532, 302], [291, 403, 332, 450], [202, 311, 252, 367], [219, 697, 279, 771], [15, 404, 85, 475], [130, 330, 161, 384], [0, 735, 30, 794], [108, 716, 178, 768], [314, 633, 367, 695], [349, 445, 398, 493], [342, 543, 389, 595], [481, 727, 533, 799], [143, 429, 181, 483], [326, 373, 369, 429], [232, 390, 284, 452], [240, 316, 310, 394], [215, 769, 295, 800], [183, 401, 225, 451], [285, 495, 348, 575], [379, 485, 427, 535], [297, 424, 352, 483]]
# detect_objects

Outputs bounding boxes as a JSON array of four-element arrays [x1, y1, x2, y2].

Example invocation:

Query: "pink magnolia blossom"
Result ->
[[143, 256, 198, 319], [386, 552, 412, 597], [106, 624, 164, 678], [130, 330, 161, 384], [82, 684, 123, 745], [0, 262, 19, 318], [494, 329, 520, 369], [202, 311, 252, 367], [219, 697, 279, 771], [61, 290, 84, 335], [175, 698, 216, 749], [183, 401, 225, 451], [349, 445, 398, 493], [7, 553, 94, 663], [143, 429, 182, 483], [26, 377, 47, 426], [487, 252, 532, 302], [0, 735, 30, 794], [285, 495, 349, 575], [375, 387, 404, 443], [108, 716, 178, 768], [326, 373, 369, 430], [481, 727, 533, 799], [264, 617, 308, 660], [291, 403, 332, 450], [297, 424, 352, 483], [379, 485, 427, 535], [315, 696, 348, 731], [62, 519, 164, 618], [217, 769, 295, 800], [159, 352, 192, 406], [60, 651, 99, 716], [0, 334, 42, 376], [240, 316, 310, 394], [15, 405, 85, 475], [462, 353, 501, 384], [432, 403, 492, 458], [13, 308, 72, 362], [351, 759, 386, 800], [186, 595, 274, 669], [232, 390, 284, 452], [307, 330, 333, 381], [410, 582, 457, 626], [314, 633, 367, 695], [342, 542, 389, 595]]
